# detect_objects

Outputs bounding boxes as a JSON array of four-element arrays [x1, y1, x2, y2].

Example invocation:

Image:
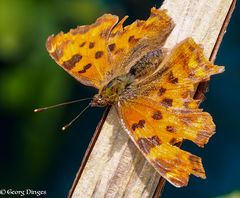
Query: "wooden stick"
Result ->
[[69, 0, 236, 197]]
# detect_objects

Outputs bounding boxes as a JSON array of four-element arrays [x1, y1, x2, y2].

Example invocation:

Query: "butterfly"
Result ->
[[46, 7, 224, 187]]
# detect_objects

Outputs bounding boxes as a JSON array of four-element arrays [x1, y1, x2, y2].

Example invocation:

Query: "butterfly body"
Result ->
[[91, 48, 165, 107], [46, 7, 224, 187], [91, 74, 133, 107]]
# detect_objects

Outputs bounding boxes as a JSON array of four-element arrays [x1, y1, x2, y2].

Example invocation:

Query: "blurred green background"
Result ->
[[0, 0, 239, 197]]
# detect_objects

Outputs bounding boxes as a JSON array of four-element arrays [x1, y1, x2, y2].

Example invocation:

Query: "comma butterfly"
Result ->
[[45, 7, 224, 187]]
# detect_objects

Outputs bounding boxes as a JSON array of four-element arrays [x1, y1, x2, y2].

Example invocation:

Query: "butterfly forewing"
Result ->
[[46, 14, 119, 88], [46, 8, 174, 89], [108, 8, 174, 77]]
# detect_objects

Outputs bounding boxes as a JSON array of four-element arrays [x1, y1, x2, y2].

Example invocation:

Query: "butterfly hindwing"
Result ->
[[118, 98, 208, 187], [117, 38, 224, 187]]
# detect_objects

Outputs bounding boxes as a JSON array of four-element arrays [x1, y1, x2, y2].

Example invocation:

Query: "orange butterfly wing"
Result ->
[[108, 7, 174, 76], [46, 14, 118, 88], [117, 38, 224, 187], [46, 8, 174, 89]]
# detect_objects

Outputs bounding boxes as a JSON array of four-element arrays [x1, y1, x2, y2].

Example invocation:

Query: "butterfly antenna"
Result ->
[[62, 104, 90, 131], [34, 98, 92, 112]]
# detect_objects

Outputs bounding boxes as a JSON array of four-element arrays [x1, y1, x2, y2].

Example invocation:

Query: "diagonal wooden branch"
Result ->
[[69, 0, 236, 197]]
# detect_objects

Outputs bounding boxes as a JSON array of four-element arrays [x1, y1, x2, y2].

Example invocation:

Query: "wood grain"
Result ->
[[69, 0, 235, 197]]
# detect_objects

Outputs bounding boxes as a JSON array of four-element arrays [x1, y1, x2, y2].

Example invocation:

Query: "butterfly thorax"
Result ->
[[91, 49, 165, 107], [91, 74, 134, 107]]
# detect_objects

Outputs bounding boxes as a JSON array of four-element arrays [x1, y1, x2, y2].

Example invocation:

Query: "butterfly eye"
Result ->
[[91, 94, 103, 107]]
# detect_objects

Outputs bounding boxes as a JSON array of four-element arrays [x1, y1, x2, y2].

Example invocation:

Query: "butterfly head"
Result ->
[[90, 88, 117, 107], [91, 76, 130, 107], [90, 93, 112, 107]]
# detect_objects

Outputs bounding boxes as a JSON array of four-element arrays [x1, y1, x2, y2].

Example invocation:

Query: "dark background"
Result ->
[[0, 0, 239, 198]]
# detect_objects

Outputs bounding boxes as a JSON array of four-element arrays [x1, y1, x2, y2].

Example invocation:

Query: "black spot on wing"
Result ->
[[152, 111, 163, 120], [137, 136, 162, 154], [166, 126, 176, 133], [158, 87, 166, 96], [132, 120, 145, 131], [89, 42, 95, 48], [62, 54, 82, 70], [79, 42, 86, 47], [95, 51, 104, 59], [108, 43, 116, 52], [78, 63, 92, 73], [168, 71, 178, 84], [161, 98, 173, 107]]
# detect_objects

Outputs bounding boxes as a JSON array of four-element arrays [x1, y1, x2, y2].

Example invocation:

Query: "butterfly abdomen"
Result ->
[[129, 49, 165, 80]]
